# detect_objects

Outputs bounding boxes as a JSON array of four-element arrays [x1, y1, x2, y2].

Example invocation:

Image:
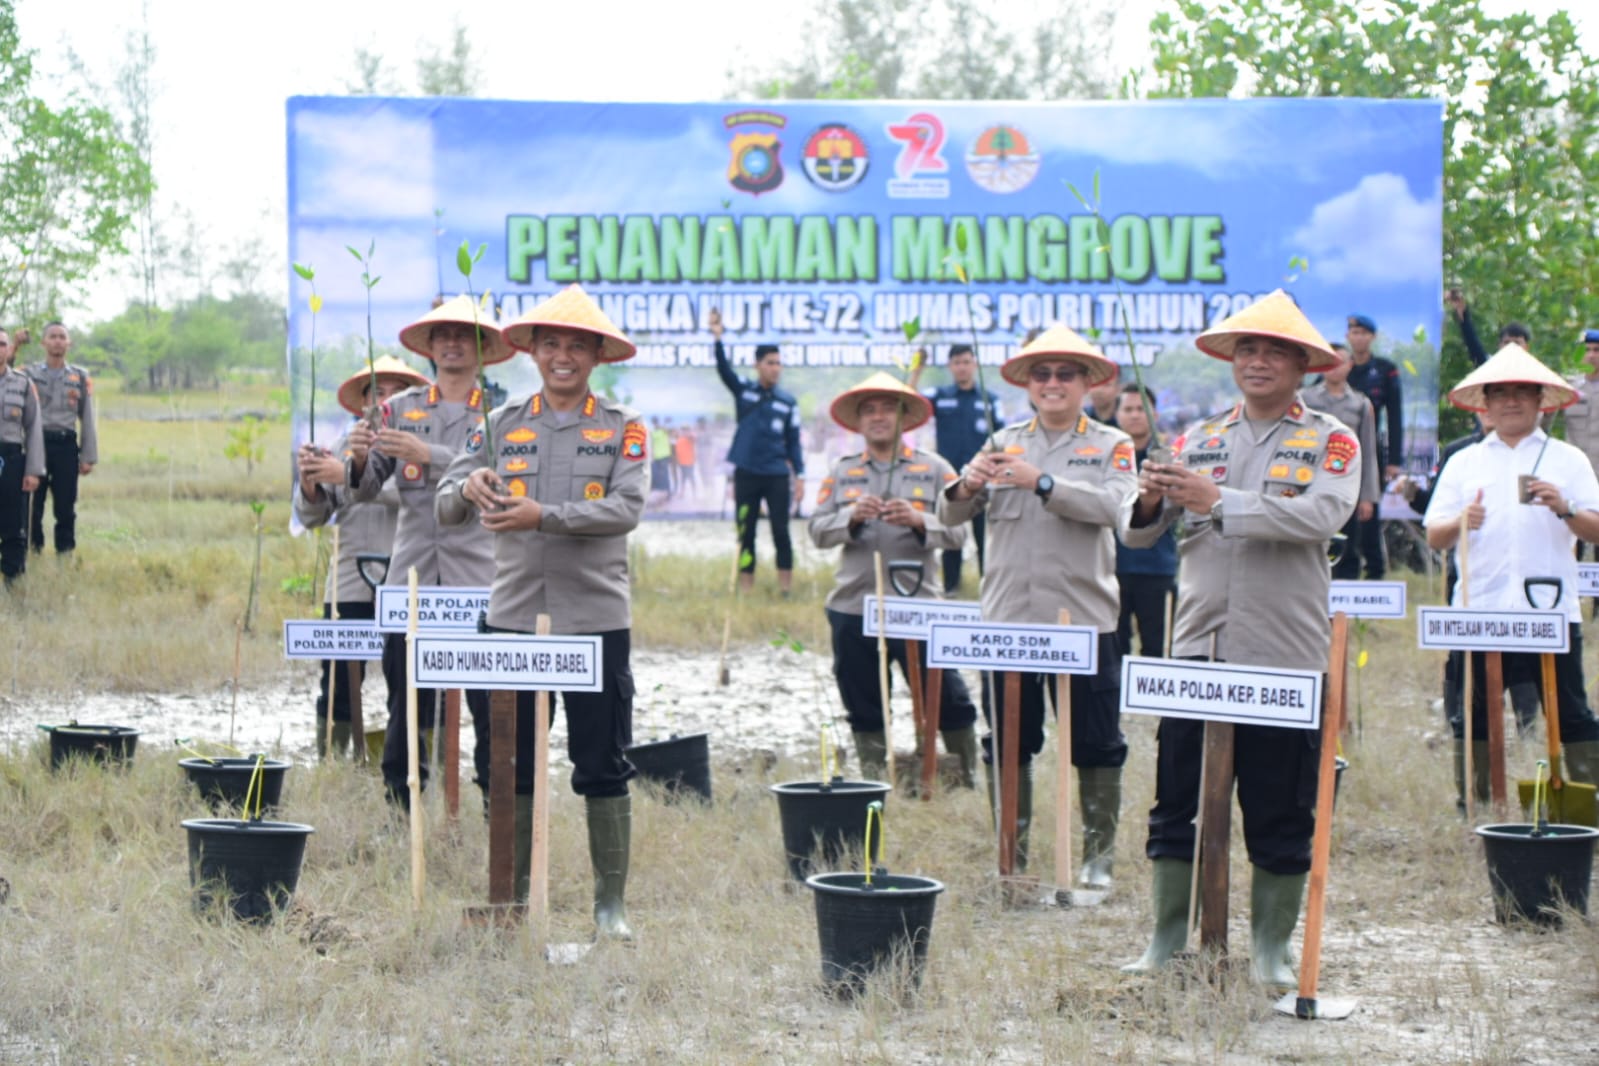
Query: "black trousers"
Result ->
[[314, 601, 376, 724], [379, 631, 491, 800], [941, 511, 986, 595], [979, 632, 1127, 769], [1145, 659, 1323, 876], [826, 608, 979, 734], [1117, 573, 1175, 657], [733, 469, 793, 573], [0, 443, 25, 577], [1447, 626, 1599, 743], [30, 431, 79, 553], [1332, 513, 1385, 580], [506, 627, 637, 798]]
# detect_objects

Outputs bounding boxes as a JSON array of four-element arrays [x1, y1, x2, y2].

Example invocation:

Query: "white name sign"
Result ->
[[1578, 563, 1599, 598], [376, 586, 492, 632], [410, 634, 604, 692], [282, 620, 385, 661], [1416, 607, 1569, 653], [861, 595, 983, 640], [1328, 580, 1408, 619], [926, 622, 1098, 675], [1121, 657, 1323, 730]]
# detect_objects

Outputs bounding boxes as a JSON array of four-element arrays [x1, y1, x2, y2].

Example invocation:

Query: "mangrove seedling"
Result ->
[[292, 261, 322, 444], [346, 241, 382, 427]]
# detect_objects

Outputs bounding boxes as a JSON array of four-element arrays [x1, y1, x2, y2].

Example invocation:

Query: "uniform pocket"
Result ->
[[987, 485, 1028, 522]]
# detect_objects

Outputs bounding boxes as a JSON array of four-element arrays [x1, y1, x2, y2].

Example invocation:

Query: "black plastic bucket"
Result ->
[[807, 871, 944, 995], [626, 733, 713, 802], [179, 757, 291, 813], [770, 780, 892, 881], [182, 818, 315, 921], [46, 724, 140, 769], [1475, 822, 1599, 925]]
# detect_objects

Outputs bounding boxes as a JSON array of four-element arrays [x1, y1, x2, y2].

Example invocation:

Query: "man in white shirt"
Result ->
[[1424, 345, 1599, 808]]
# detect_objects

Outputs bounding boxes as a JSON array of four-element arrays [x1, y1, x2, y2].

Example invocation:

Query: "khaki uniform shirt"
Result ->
[[1300, 382, 1381, 504], [349, 384, 494, 588], [0, 368, 45, 477], [294, 427, 400, 604], [1119, 397, 1361, 671], [1562, 373, 1599, 473], [939, 414, 1135, 632], [25, 362, 98, 464], [808, 446, 965, 615], [436, 391, 648, 634]]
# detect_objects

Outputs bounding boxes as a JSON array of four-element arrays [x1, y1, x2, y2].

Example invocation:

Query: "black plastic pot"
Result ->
[[45, 724, 140, 770], [179, 757, 291, 813], [770, 779, 892, 881], [626, 733, 712, 802], [806, 871, 945, 995], [182, 818, 315, 921], [1475, 822, 1599, 925]]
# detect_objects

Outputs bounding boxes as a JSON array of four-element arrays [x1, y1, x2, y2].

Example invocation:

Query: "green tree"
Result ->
[[1147, 0, 1599, 439], [416, 23, 478, 97], [0, 1, 153, 324], [735, 0, 1116, 101]]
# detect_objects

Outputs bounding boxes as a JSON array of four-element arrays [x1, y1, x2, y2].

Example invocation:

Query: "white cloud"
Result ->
[[1289, 173, 1442, 285], [291, 108, 435, 220]]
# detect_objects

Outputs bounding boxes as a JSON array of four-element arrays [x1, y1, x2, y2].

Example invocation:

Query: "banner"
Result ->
[[286, 97, 1445, 517]]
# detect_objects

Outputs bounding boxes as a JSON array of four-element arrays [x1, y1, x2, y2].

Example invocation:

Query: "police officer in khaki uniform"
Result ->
[[1301, 342, 1380, 579], [808, 372, 980, 785], [437, 284, 648, 940], [1121, 291, 1360, 987], [940, 327, 1137, 888], [26, 322, 98, 557], [347, 296, 512, 806], [1562, 329, 1599, 488], [0, 327, 44, 585], [294, 356, 427, 758]]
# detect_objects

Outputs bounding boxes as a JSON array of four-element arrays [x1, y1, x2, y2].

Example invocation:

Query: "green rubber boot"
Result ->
[[1452, 739, 1490, 814], [853, 731, 888, 781], [586, 795, 634, 941], [941, 727, 979, 789], [1563, 740, 1599, 786], [1078, 765, 1122, 889], [1121, 859, 1194, 974], [331, 722, 353, 759], [1250, 866, 1306, 989], [513, 793, 534, 904]]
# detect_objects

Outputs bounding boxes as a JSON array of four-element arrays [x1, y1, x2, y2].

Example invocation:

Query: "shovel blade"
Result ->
[[1274, 992, 1357, 1020], [1517, 778, 1599, 828]]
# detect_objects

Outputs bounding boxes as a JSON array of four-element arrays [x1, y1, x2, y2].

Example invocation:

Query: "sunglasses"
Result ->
[[1028, 365, 1084, 383]]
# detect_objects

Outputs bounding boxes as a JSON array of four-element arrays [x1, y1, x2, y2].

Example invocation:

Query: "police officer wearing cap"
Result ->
[[1560, 330, 1599, 487], [809, 372, 980, 786], [294, 356, 427, 758], [347, 296, 508, 807], [1302, 341, 1381, 581], [1341, 313, 1400, 579], [1121, 290, 1360, 987], [924, 344, 1004, 594], [0, 326, 43, 585], [940, 327, 1136, 889], [438, 284, 648, 940], [25, 322, 98, 558]]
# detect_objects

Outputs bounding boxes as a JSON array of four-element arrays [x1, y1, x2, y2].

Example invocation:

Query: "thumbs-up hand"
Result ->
[[1463, 487, 1486, 531]]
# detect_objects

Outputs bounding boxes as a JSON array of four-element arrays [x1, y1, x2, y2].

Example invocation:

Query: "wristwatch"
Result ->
[[1558, 503, 1576, 520], [1209, 497, 1224, 531], [1035, 473, 1055, 501]]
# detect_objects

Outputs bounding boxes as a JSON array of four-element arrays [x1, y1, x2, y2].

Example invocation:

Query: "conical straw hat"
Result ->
[[397, 294, 511, 365], [829, 371, 933, 432], [336, 355, 429, 416], [1448, 343, 1577, 412], [500, 284, 636, 363], [1000, 325, 1119, 387], [1195, 289, 1339, 373]]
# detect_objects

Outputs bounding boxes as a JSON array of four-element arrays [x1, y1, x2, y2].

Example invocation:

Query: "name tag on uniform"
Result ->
[[376, 586, 491, 632], [1328, 580, 1407, 618], [1121, 657, 1322, 730], [411, 633, 603, 691], [1416, 607, 1568, 652], [927, 621, 1097, 674], [862, 595, 982, 640], [282, 620, 385, 660]]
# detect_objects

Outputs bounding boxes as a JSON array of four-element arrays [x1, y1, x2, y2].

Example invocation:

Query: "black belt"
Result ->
[[0, 441, 21, 454], [43, 429, 76, 441]]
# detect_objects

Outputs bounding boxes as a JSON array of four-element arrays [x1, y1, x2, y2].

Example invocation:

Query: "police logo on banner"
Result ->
[[801, 123, 869, 192], [724, 110, 786, 196]]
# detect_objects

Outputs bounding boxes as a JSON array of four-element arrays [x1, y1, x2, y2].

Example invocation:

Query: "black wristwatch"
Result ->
[[1035, 473, 1055, 501]]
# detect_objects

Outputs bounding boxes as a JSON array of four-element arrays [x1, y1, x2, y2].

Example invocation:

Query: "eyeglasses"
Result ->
[[1028, 365, 1083, 383]]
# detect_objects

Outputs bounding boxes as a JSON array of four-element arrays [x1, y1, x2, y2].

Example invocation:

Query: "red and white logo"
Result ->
[[885, 112, 950, 199]]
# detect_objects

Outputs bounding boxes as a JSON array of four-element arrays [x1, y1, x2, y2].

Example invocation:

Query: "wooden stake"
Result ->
[[906, 641, 936, 799], [921, 665, 944, 799], [1053, 608, 1074, 894], [1459, 518, 1475, 823], [873, 552, 896, 785], [1297, 613, 1350, 1007], [486, 690, 516, 906], [406, 568, 425, 911], [444, 689, 462, 821], [325, 524, 340, 758], [999, 671, 1022, 877], [346, 660, 364, 764], [1486, 652, 1506, 809], [1198, 720, 1234, 953], [530, 613, 553, 936]]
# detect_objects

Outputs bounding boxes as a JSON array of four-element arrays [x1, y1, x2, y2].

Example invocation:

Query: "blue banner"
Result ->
[[287, 96, 1443, 517]]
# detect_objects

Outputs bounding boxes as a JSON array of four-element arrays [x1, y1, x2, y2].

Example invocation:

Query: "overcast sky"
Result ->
[[13, 0, 1591, 321]]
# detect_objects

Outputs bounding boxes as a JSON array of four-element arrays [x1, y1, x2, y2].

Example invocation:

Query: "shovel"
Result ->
[[1515, 578, 1597, 826]]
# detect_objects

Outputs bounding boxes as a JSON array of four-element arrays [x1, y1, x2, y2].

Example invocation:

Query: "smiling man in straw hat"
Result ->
[[1121, 290, 1359, 987], [940, 326, 1137, 888], [294, 355, 427, 758], [1423, 344, 1599, 809], [808, 372, 979, 784], [438, 283, 648, 939], [348, 295, 511, 806]]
